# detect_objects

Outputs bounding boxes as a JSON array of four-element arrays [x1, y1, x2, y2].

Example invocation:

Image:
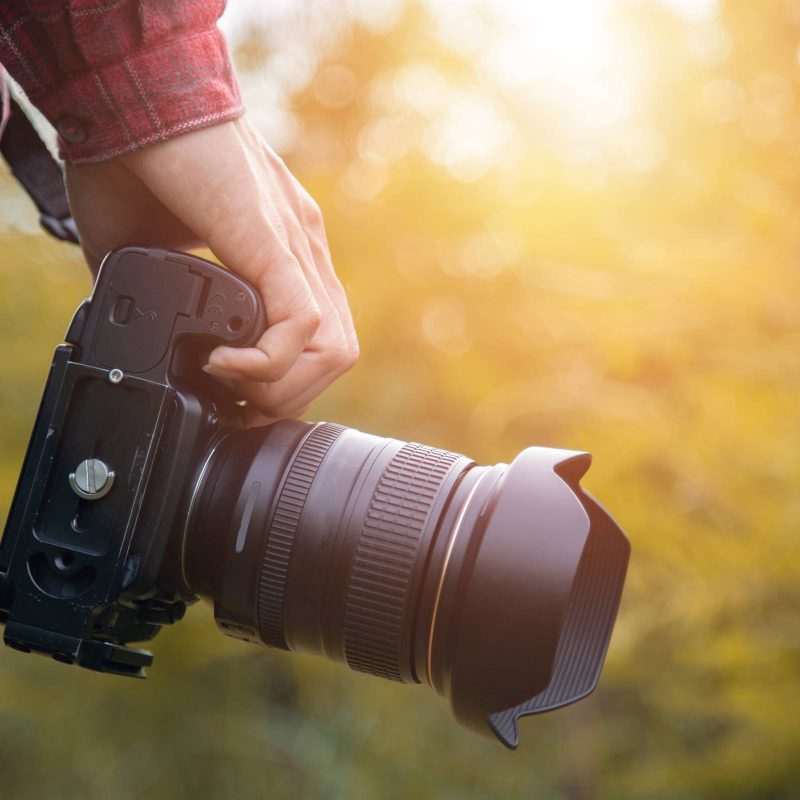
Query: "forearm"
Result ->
[[0, 0, 243, 164]]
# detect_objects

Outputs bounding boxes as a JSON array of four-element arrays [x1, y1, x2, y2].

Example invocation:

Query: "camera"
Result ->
[[0, 247, 629, 748]]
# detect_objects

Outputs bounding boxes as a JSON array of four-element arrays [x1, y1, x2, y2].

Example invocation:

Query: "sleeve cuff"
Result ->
[[34, 27, 244, 165]]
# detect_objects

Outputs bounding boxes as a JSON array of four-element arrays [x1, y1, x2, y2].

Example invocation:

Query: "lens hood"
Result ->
[[428, 448, 630, 748]]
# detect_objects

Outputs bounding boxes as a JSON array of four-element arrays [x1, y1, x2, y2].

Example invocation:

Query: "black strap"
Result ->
[[0, 96, 78, 244]]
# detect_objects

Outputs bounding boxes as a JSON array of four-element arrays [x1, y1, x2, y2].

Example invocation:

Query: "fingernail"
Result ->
[[202, 363, 240, 381]]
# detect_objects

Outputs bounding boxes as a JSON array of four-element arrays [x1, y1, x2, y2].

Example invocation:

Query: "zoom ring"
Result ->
[[257, 423, 345, 649], [343, 443, 462, 681]]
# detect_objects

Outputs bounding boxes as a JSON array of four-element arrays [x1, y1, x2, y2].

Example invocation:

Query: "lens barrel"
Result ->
[[183, 420, 629, 748]]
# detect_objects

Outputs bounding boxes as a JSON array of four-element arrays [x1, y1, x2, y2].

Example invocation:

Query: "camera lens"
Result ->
[[182, 420, 629, 748]]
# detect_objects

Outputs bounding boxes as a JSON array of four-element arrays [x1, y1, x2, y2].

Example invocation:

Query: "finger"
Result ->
[[241, 377, 327, 422], [205, 280, 320, 383], [274, 170, 359, 357], [231, 346, 355, 413], [203, 356, 338, 422], [302, 223, 359, 353], [203, 333, 354, 420], [247, 149, 354, 338], [203, 216, 346, 382]]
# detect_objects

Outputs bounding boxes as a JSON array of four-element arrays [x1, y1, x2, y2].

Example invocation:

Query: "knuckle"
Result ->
[[297, 185, 324, 226], [305, 199, 324, 228], [302, 304, 323, 333], [343, 340, 359, 369], [326, 340, 359, 371]]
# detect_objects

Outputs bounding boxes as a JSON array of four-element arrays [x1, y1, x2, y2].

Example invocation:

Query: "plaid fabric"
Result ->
[[0, 0, 243, 164]]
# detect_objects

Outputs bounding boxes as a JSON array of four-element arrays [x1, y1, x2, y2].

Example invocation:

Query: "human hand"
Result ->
[[64, 116, 358, 423]]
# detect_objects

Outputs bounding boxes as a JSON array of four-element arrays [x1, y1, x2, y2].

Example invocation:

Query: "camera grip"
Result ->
[[66, 247, 266, 384]]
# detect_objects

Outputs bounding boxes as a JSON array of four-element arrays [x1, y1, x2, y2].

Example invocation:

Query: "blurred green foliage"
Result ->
[[1, 1, 799, 798]]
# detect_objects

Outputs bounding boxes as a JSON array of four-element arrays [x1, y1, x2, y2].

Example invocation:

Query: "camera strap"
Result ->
[[0, 78, 78, 245]]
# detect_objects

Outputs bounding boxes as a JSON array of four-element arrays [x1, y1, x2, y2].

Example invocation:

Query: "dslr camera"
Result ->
[[0, 247, 629, 748]]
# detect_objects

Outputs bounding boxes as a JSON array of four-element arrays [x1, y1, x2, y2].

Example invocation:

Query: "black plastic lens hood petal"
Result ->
[[433, 447, 630, 748]]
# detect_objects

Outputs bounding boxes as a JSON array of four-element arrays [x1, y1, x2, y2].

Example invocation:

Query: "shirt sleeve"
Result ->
[[0, 0, 244, 164]]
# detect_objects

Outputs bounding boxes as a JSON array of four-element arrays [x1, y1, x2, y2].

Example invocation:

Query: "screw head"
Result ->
[[69, 459, 115, 500], [108, 368, 124, 384]]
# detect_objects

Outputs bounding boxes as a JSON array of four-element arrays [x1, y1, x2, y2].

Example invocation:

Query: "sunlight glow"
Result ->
[[485, 0, 636, 128], [427, 0, 717, 140], [220, 0, 721, 176], [427, 0, 644, 134]]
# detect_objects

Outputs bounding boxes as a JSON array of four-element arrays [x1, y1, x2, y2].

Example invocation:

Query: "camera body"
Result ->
[[0, 247, 263, 676], [0, 247, 630, 748]]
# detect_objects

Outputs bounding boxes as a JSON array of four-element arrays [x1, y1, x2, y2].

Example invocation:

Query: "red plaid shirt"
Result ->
[[0, 0, 243, 164]]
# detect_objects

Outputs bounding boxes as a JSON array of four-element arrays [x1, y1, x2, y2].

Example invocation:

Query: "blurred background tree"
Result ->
[[1, 0, 799, 797]]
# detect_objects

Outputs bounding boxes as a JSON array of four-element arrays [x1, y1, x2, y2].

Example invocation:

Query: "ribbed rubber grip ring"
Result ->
[[343, 443, 462, 681], [257, 423, 345, 649]]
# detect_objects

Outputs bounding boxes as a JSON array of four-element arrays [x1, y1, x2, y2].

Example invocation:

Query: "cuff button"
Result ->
[[57, 117, 88, 144]]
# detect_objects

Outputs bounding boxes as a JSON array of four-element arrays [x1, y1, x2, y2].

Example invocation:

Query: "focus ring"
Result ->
[[257, 423, 345, 649], [343, 443, 462, 681]]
